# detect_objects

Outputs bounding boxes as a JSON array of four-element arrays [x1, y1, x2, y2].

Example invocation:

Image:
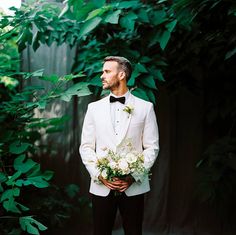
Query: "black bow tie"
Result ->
[[110, 96, 126, 104]]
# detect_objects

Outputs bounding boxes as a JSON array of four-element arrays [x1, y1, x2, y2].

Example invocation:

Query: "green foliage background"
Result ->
[[0, 0, 236, 234]]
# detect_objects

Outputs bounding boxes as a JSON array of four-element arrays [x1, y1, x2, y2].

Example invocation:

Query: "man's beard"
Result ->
[[103, 80, 120, 90]]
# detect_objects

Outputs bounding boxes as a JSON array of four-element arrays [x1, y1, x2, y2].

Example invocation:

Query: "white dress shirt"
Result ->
[[110, 91, 130, 141]]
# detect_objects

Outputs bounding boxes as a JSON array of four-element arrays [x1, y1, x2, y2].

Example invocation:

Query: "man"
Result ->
[[79, 56, 159, 235]]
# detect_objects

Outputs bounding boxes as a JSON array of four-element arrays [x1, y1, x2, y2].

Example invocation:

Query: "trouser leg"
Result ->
[[118, 193, 144, 235], [91, 192, 117, 235]]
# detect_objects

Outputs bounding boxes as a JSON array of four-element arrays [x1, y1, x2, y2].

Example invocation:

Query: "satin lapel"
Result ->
[[103, 96, 117, 145], [117, 95, 135, 145]]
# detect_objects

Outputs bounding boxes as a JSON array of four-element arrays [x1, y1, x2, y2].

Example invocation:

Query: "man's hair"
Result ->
[[103, 56, 132, 81]]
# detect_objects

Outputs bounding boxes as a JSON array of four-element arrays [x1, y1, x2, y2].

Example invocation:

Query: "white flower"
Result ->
[[118, 159, 129, 171], [101, 169, 108, 179], [123, 105, 134, 115], [122, 168, 130, 175], [125, 152, 138, 163], [109, 161, 117, 169]]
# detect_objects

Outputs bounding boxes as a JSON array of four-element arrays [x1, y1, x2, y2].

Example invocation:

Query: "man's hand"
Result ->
[[98, 175, 135, 192]]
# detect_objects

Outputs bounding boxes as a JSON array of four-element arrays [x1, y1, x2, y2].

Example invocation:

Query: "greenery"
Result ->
[[168, 0, 236, 205], [0, 0, 235, 234]]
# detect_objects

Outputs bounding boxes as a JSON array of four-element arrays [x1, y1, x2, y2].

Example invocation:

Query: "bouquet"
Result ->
[[96, 139, 148, 181]]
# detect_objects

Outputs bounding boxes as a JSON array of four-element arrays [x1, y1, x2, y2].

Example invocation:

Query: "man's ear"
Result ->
[[118, 71, 126, 80]]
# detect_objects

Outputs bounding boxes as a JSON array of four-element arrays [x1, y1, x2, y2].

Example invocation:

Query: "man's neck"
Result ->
[[111, 87, 128, 97]]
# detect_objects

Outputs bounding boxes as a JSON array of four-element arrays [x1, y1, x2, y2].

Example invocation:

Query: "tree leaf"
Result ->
[[60, 82, 92, 101], [151, 10, 167, 26], [92, 0, 106, 8], [146, 89, 156, 104], [140, 75, 157, 90], [158, 30, 171, 50], [166, 19, 177, 32], [117, 1, 140, 9], [138, 9, 149, 23], [40, 74, 59, 84], [78, 17, 102, 38], [119, 12, 138, 31], [105, 10, 121, 24], [156, 69, 165, 81], [225, 47, 236, 60], [131, 88, 149, 101]]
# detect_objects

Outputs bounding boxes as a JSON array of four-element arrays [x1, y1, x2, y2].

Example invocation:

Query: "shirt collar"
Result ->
[[110, 90, 130, 101]]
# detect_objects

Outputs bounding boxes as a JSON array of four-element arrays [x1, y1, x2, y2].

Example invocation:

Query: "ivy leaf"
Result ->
[[19, 216, 47, 235], [0, 172, 7, 183], [105, 10, 121, 24], [0, 172, 7, 192], [9, 141, 31, 154], [14, 154, 37, 174], [6, 171, 22, 186], [1, 188, 21, 213], [78, 17, 102, 38], [16, 170, 53, 188]]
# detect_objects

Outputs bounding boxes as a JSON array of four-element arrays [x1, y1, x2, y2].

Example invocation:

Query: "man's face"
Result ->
[[101, 61, 121, 90]]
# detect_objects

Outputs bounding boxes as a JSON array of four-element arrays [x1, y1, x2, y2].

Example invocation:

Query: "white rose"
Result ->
[[125, 153, 138, 163], [118, 159, 129, 171], [109, 161, 117, 169], [101, 169, 108, 179], [122, 168, 131, 175]]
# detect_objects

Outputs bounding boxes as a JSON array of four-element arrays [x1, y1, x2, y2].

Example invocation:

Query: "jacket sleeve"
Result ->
[[142, 103, 159, 169], [132, 103, 159, 182], [79, 104, 100, 181]]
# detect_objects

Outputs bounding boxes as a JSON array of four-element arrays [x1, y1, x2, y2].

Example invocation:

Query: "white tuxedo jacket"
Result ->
[[79, 93, 159, 197]]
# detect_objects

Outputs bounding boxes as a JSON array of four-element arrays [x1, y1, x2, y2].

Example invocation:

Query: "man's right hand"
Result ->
[[98, 175, 134, 192]]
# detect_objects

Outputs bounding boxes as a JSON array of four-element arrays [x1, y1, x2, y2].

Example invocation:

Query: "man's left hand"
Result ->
[[112, 175, 135, 192]]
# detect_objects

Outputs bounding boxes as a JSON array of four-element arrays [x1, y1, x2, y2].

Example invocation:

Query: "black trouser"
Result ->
[[92, 191, 144, 235]]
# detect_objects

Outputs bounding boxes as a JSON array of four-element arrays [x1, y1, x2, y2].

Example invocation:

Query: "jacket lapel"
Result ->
[[103, 96, 117, 145], [117, 94, 135, 145]]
